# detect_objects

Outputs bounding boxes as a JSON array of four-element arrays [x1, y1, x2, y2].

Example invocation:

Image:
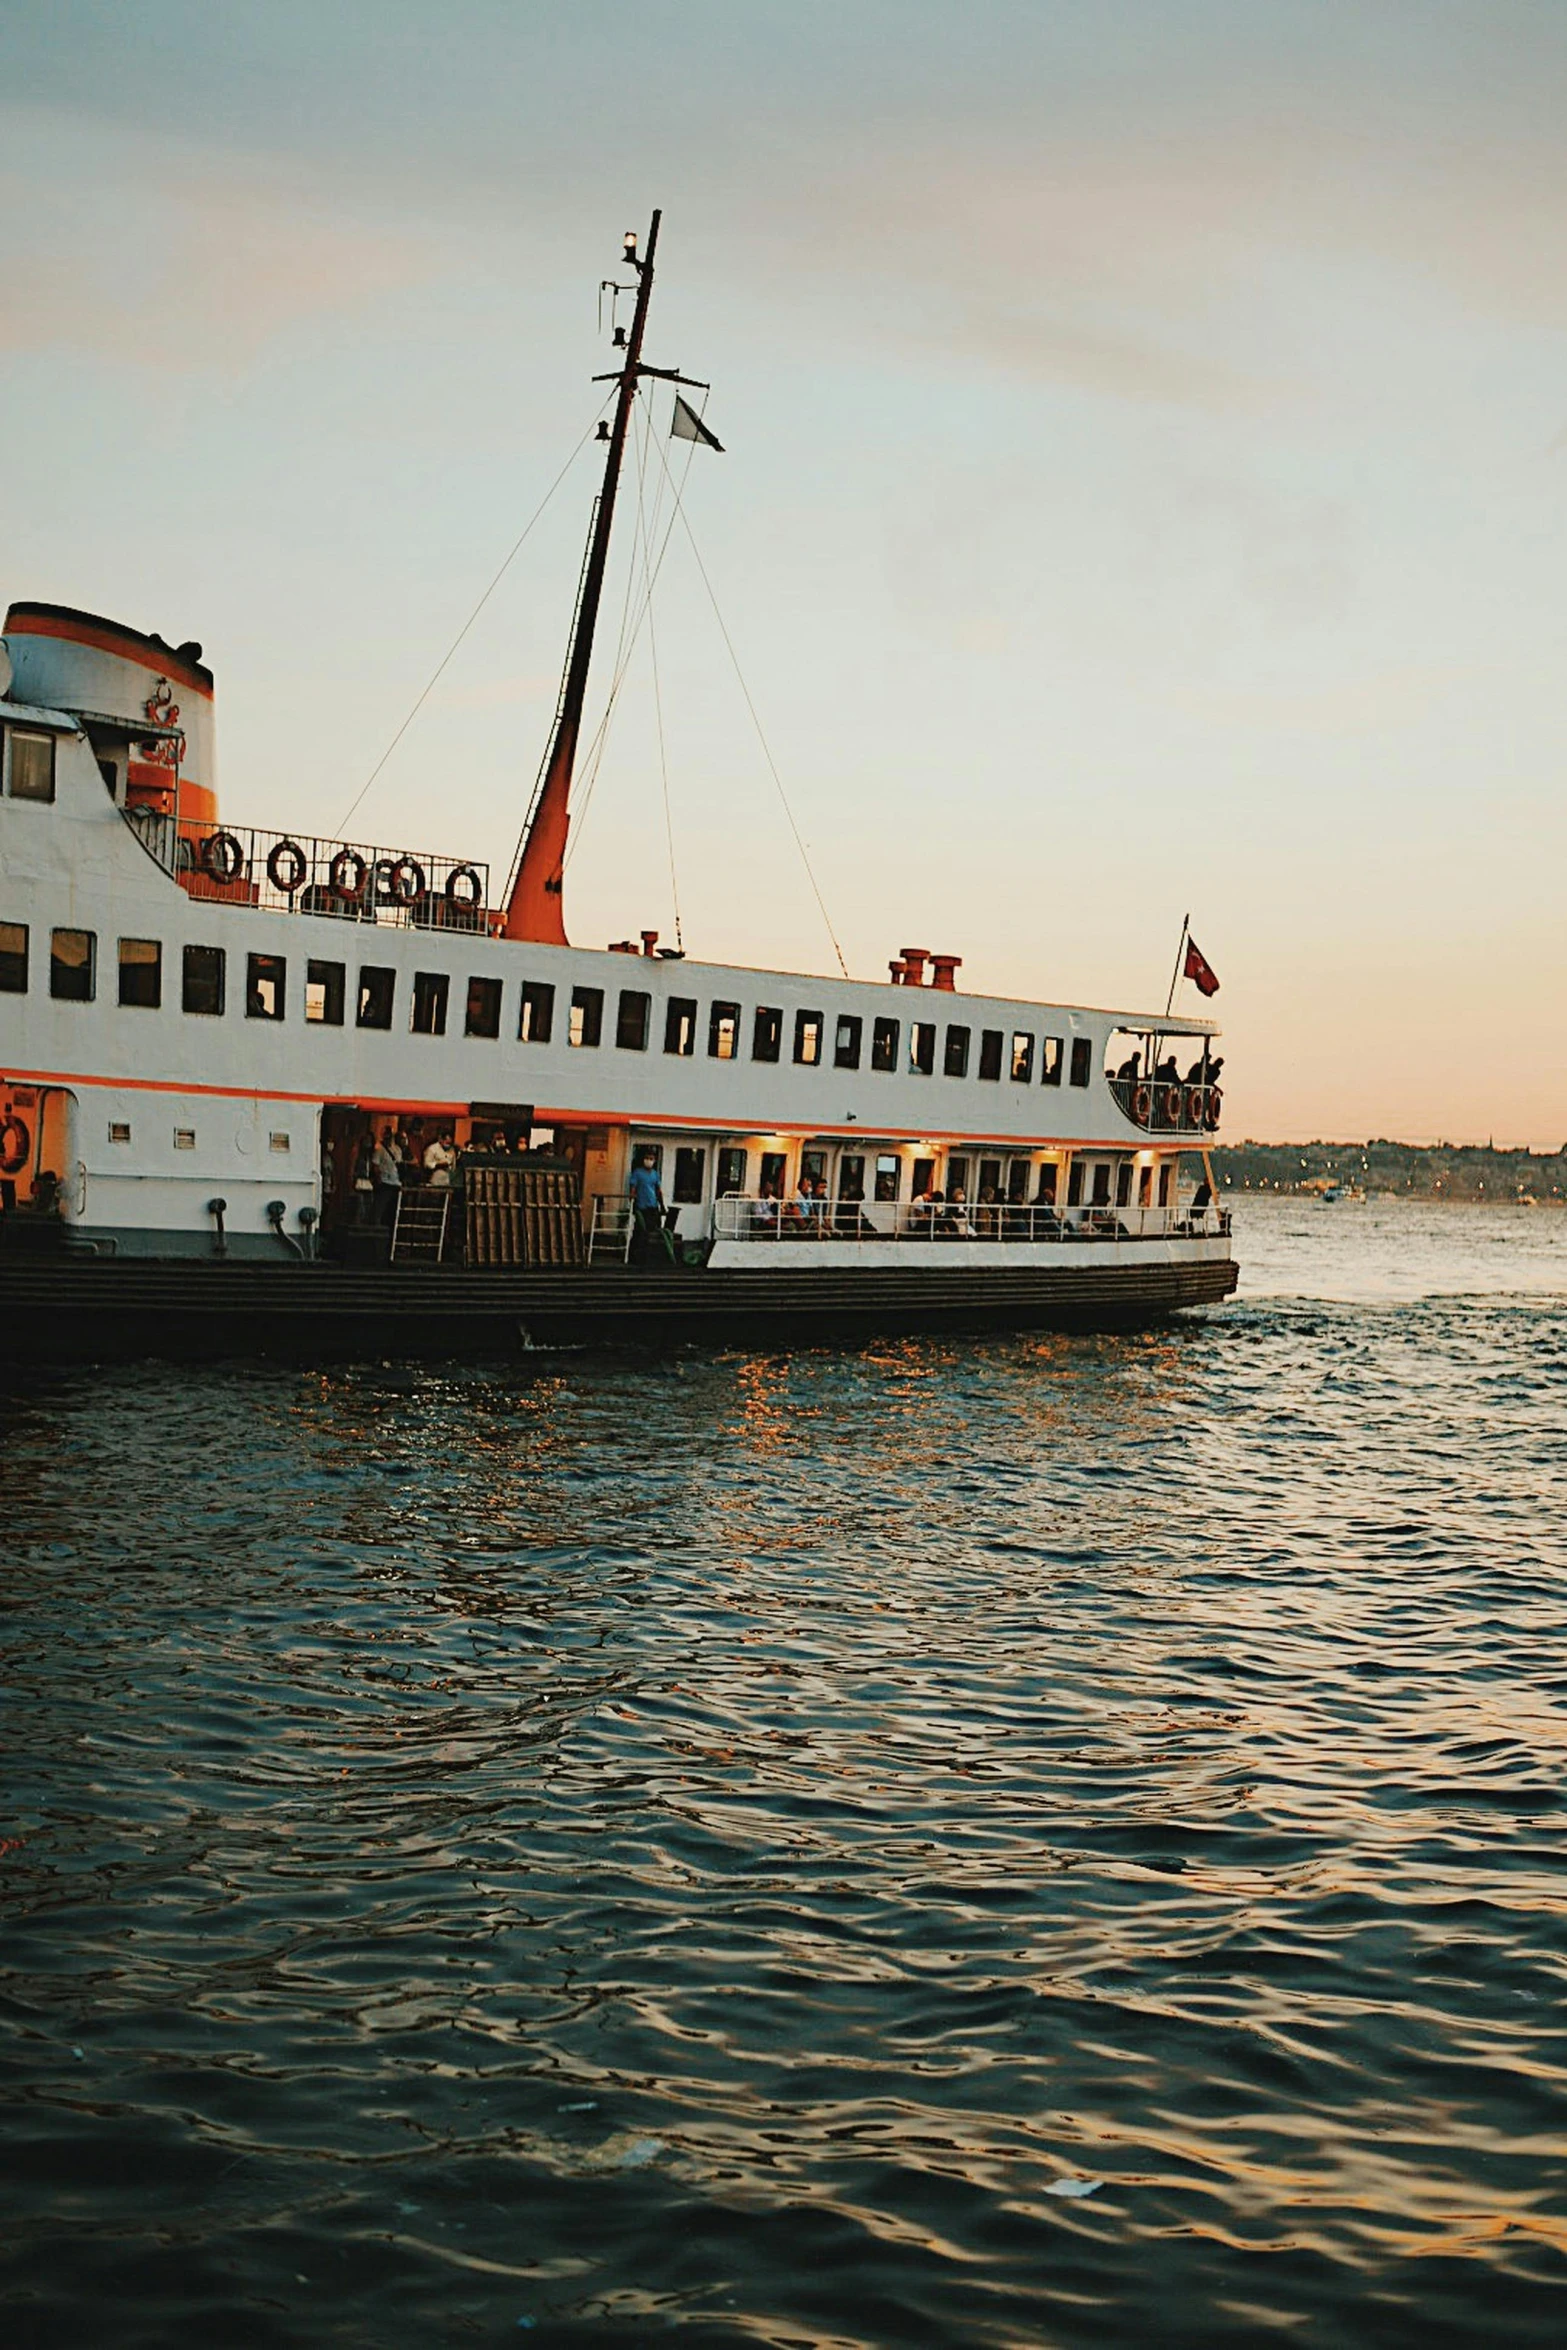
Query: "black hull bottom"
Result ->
[[2, 1253, 1239, 1364]]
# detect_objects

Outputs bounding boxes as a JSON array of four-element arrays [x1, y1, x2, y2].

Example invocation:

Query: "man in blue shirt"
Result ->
[[628, 1151, 665, 1265]]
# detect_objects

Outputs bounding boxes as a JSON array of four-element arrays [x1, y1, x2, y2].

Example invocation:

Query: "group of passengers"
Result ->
[[356, 1123, 460, 1226], [1113, 1049, 1225, 1086]]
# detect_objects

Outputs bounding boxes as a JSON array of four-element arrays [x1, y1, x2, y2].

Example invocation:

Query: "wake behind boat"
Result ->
[[0, 212, 1236, 1361]]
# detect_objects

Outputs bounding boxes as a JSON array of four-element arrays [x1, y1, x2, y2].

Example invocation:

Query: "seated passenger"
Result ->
[[975, 1186, 1000, 1240], [752, 1183, 780, 1235], [940, 1185, 972, 1238]]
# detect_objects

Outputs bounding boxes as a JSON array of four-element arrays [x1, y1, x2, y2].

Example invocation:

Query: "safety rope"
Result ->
[[336, 406, 607, 836]]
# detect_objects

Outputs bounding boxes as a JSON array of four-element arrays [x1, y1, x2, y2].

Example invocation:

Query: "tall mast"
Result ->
[[502, 210, 663, 944]]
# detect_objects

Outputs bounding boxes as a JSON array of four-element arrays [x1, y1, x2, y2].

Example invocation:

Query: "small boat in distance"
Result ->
[[0, 212, 1237, 1359]]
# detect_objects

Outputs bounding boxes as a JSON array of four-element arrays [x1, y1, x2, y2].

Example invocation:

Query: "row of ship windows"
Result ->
[[639, 1142, 1172, 1209], [0, 923, 1096, 1087]]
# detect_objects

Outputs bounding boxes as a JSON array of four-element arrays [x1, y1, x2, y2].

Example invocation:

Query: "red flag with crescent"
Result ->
[[1184, 936, 1220, 997]]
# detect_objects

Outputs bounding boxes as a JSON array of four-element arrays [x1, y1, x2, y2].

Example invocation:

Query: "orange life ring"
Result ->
[[1185, 1084, 1206, 1127], [1133, 1083, 1152, 1124], [1161, 1083, 1183, 1125], [266, 837, 308, 894], [0, 1113, 30, 1177], [386, 855, 426, 905], [329, 848, 368, 901], [444, 864, 483, 910], [1205, 1085, 1222, 1130]]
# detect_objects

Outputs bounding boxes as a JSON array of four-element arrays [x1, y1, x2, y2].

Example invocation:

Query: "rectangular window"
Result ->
[[1067, 1160, 1084, 1208], [708, 1000, 741, 1059], [411, 970, 449, 1036], [874, 1153, 901, 1202], [759, 1149, 787, 1194], [357, 965, 395, 1029], [270, 1131, 291, 1153], [1070, 1037, 1093, 1087], [978, 1028, 1003, 1081], [672, 1145, 706, 1204], [616, 988, 650, 1050], [1007, 1159, 1030, 1204], [1116, 1161, 1133, 1208], [568, 985, 603, 1048], [1037, 1162, 1060, 1204], [793, 1010, 823, 1066], [173, 1127, 196, 1150], [1011, 1032, 1035, 1083], [717, 1145, 749, 1193], [182, 944, 225, 1016], [943, 1024, 970, 1078], [752, 1005, 783, 1063], [801, 1147, 828, 1188], [306, 959, 345, 1026], [0, 921, 27, 993], [246, 953, 285, 1021], [1159, 1162, 1173, 1207], [108, 1120, 131, 1144], [117, 937, 161, 1009], [912, 1155, 936, 1199], [7, 730, 56, 803], [464, 975, 501, 1038], [664, 996, 697, 1056], [50, 927, 95, 1002], [909, 1022, 936, 1076], [946, 1155, 970, 1197], [978, 1157, 1002, 1198], [833, 1013, 862, 1069], [871, 1016, 899, 1073], [518, 980, 554, 1043], [1041, 1036, 1063, 1086], [1091, 1162, 1112, 1206], [838, 1154, 866, 1201]]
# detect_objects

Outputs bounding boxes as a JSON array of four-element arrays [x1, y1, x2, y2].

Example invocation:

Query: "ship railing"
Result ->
[[122, 807, 490, 930], [710, 1195, 1230, 1243], [1109, 1073, 1222, 1134]]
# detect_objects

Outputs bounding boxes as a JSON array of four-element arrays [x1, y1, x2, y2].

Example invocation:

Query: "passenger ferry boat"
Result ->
[[0, 214, 1236, 1359]]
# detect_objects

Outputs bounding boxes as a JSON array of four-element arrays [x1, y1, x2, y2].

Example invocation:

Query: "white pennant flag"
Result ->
[[671, 394, 724, 452]]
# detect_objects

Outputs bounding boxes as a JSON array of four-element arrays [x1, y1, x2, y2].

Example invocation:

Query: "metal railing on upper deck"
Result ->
[[1109, 1073, 1222, 1134], [122, 808, 490, 930], [710, 1195, 1230, 1244]]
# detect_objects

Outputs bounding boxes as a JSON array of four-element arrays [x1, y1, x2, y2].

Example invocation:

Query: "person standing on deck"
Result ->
[[628, 1151, 665, 1266], [371, 1129, 402, 1227]]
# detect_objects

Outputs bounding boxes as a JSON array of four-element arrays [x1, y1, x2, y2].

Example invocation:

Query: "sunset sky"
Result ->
[[4, 2, 1566, 1144]]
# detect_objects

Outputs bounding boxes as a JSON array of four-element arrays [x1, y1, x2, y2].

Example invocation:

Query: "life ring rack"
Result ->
[[0, 1112, 30, 1178]]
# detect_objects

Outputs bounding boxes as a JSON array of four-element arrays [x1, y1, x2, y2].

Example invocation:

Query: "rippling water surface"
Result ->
[[5, 1199, 1567, 2347]]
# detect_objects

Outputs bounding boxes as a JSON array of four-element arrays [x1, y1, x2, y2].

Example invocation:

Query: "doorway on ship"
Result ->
[[0, 1084, 76, 1223], [319, 1105, 376, 1233]]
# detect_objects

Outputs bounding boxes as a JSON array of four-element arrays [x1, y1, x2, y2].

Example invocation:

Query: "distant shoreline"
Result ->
[[1214, 1141, 1564, 1202]]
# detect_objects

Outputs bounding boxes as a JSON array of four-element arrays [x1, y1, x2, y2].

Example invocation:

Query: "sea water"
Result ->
[[3, 1198, 1566, 2347]]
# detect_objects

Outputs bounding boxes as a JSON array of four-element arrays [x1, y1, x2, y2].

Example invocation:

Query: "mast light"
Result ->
[[623, 231, 638, 263]]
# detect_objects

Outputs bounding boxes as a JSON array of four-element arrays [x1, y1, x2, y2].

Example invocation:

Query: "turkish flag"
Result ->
[[1184, 936, 1220, 997]]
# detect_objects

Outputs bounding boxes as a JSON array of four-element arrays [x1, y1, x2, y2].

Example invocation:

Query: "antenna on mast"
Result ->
[[502, 210, 711, 945]]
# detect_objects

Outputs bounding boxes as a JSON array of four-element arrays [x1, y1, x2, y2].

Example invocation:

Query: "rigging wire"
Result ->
[[640, 428, 685, 953], [646, 420, 850, 982], [335, 407, 607, 837]]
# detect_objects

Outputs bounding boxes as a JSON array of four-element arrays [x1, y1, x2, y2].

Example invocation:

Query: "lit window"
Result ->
[[664, 997, 696, 1055], [873, 1153, 901, 1202], [1011, 1032, 1034, 1083], [518, 980, 554, 1043], [182, 944, 225, 1016], [50, 928, 95, 1003], [7, 730, 56, 803], [306, 960, 345, 1025], [708, 1001, 741, 1059], [118, 937, 162, 1010], [871, 1017, 899, 1073], [1040, 1037, 1062, 1086], [464, 976, 502, 1039], [411, 970, 449, 1036], [717, 1146, 748, 1192], [569, 986, 604, 1048], [793, 1010, 823, 1066], [0, 921, 29, 994], [247, 952, 286, 1021], [909, 1022, 935, 1076]]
